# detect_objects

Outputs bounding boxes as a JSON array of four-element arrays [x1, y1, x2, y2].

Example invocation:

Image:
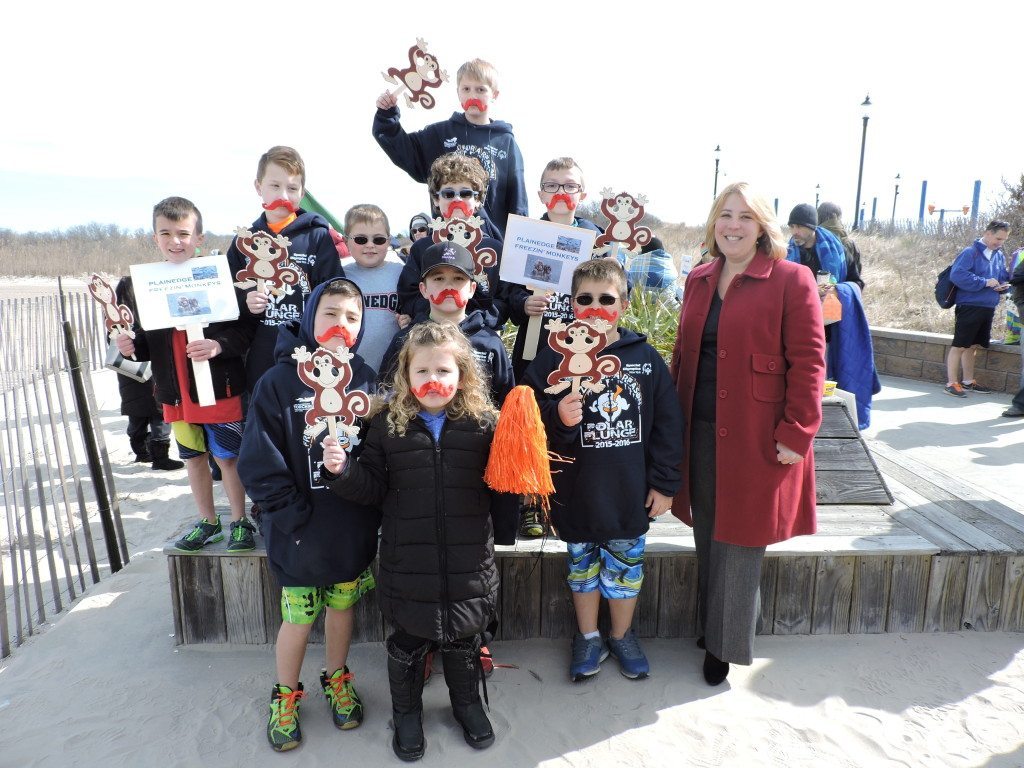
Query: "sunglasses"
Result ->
[[437, 188, 480, 200], [574, 293, 619, 306], [411, 226, 429, 234], [351, 235, 389, 246]]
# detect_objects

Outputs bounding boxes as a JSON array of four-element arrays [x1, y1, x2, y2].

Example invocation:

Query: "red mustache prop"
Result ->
[[443, 199, 474, 218], [429, 288, 468, 308], [315, 325, 356, 348], [545, 193, 576, 211], [576, 306, 618, 322], [412, 381, 456, 399], [461, 98, 487, 112], [263, 198, 298, 213]]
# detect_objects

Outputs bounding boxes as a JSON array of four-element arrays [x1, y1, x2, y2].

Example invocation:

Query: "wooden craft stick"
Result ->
[[185, 324, 216, 407], [522, 286, 546, 362], [256, 278, 266, 295], [571, 376, 583, 393], [327, 417, 338, 442]]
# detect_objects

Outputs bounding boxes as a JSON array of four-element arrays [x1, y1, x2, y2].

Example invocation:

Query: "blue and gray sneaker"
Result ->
[[173, 518, 223, 553], [569, 632, 608, 682], [607, 630, 650, 679]]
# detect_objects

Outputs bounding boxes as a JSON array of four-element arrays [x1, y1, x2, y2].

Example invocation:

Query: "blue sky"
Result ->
[[2, 0, 1020, 237]]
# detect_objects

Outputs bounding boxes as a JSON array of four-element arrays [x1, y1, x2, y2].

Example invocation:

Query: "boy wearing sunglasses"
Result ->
[[397, 154, 509, 330], [374, 58, 527, 238], [339, 204, 408, 374], [523, 259, 683, 682], [227, 145, 346, 395]]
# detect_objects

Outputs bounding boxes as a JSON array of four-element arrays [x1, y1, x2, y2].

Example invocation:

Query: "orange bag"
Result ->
[[822, 290, 842, 325]]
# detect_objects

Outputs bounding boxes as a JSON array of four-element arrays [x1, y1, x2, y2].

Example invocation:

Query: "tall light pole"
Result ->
[[815, 184, 820, 208], [890, 173, 901, 227], [713, 145, 721, 199], [852, 94, 871, 232]]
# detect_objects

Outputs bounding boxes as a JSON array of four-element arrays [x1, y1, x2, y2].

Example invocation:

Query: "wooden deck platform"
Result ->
[[165, 401, 1024, 645]]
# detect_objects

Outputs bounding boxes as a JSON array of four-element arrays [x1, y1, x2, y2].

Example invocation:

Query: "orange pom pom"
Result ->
[[485, 386, 555, 510]]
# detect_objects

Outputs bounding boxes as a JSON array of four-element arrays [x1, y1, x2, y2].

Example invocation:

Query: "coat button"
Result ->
[[768, 361, 777, 371], [719, 389, 727, 398], [718, 349, 727, 359], [718, 427, 728, 437]]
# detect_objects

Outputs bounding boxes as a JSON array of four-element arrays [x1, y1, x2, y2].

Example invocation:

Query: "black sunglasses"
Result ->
[[437, 188, 480, 200], [351, 235, 388, 246], [411, 226, 429, 234], [574, 293, 618, 306]]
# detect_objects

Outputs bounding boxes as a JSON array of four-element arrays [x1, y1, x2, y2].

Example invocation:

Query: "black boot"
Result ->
[[150, 440, 184, 471], [442, 641, 495, 750], [129, 435, 151, 463], [387, 640, 428, 761]]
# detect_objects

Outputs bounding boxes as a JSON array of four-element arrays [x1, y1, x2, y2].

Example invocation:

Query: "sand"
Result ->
[[0, 371, 1023, 768]]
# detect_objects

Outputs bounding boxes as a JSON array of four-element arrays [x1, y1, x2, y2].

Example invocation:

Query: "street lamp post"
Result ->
[[713, 145, 721, 199], [890, 173, 901, 228], [852, 94, 871, 232], [815, 184, 820, 208]]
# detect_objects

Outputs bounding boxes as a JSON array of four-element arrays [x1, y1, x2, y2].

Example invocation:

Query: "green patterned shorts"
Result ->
[[280, 568, 375, 625]]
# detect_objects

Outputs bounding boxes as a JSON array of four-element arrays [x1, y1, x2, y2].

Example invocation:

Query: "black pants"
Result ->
[[126, 415, 171, 445]]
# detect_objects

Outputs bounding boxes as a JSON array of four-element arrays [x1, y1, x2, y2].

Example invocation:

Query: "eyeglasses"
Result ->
[[574, 293, 619, 306], [411, 226, 429, 234], [541, 182, 582, 194], [437, 188, 480, 200], [351, 235, 389, 246]]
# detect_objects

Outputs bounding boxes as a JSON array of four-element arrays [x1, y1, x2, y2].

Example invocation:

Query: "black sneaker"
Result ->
[[173, 518, 223, 552], [961, 381, 993, 394], [227, 518, 257, 553], [943, 383, 967, 398], [267, 683, 304, 751]]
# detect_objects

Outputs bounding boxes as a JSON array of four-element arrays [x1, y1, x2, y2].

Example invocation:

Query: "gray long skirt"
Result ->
[[689, 419, 766, 665]]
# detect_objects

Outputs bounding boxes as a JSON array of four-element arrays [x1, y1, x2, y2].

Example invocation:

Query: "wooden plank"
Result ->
[[962, 555, 1007, 631], [817, 403, 858, 438], [816, 471, 894, 505], [886, 555, 930, 633], [757, 557, 779, 635], [813, 439, 874, 470], [923, 555, 969, 632], [167, 557, 184, 646], [879, 494, 978, 554], [634, 557, 661, 639], [540, 555, 575, 640], [999, 556, 1024, 632], [849, 555, 892, 633], [352, 562, 383, 644], [221, 557, 267, 644], [176, 555, 226, 644], [768, 534, 935, 557], [500, 556, 542, 641], [261, 559, 283, 642], [773, 556, 816, 635], [657, 555, 697, 639], [811, 555, 854, 634]]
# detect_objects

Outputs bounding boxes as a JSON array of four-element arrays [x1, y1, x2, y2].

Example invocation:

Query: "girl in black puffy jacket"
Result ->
[[323, 321, 506, 761]]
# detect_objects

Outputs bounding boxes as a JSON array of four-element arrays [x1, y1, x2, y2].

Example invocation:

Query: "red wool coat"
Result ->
[[670, 251, 825, 547]]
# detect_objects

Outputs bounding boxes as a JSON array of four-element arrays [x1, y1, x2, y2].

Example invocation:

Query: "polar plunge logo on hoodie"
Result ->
[[444, 143, 508, 182], [580, 373, 642, 449], [263, 282, 307, 326]]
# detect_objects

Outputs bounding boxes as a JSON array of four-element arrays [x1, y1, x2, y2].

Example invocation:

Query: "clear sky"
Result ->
[[3, 0, 1020, 236]]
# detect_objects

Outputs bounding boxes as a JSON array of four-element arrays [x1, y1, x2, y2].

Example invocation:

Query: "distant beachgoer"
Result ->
[[816, 202, 865, 290]]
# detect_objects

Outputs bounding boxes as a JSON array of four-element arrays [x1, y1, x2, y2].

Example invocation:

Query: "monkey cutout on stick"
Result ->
[[382, 38, 449, 110], [592, 189, 653, 258], [292, 345, 371, 447], [543, 318, 621, 395], [429, 214, 497, 276], [88, 273, 137, 357], [233, 227, 303, 296]]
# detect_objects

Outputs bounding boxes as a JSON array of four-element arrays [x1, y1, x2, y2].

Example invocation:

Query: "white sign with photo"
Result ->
[[129, 255, 238, 331], [499, 215, 598, 296]]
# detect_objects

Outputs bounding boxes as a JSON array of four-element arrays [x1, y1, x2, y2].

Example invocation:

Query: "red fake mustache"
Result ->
[[576, 307, 618, 322], [462, 98, 487, 112], [412, 381, 456, 399], [545, 193, 577, 211], [443, 199, 474, 218], [315, 325, 356, 348], [263, 198, 297, 213], [429, 288, 468, 308]]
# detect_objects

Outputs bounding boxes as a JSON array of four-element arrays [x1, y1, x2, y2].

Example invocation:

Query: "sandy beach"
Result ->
[[0, 370, 1022, 767]]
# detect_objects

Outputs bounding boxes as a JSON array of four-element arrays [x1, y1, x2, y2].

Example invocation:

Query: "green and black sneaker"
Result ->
[[226, 518, 257, 553], [173, 518, 223, 553], [321, 667, 364, 730], [267, 683, 305, 751]]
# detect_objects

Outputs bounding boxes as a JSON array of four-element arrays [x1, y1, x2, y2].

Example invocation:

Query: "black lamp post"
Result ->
[[890, 173, 901, 227], [712, 145, 721, 199], [852, 94, 871, 232], [815, 184, 820, 208]]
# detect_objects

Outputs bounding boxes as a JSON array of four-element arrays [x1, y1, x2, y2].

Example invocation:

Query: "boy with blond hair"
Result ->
[[373, 58, 527, 237], [226, 145, 346, 394], [116, 197, 257, 552]]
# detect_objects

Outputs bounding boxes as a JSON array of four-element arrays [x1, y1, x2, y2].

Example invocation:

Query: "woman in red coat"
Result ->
[[670, 182, 825, 686]]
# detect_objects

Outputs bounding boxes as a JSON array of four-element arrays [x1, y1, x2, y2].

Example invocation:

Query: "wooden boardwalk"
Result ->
[[165, 401, 1024, 645]]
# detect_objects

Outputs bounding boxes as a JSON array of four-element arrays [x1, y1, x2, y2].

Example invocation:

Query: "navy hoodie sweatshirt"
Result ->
[[522, 327, 684, 543], [372, 107, 528, 237], [237, 280, 379, 587], [226, 209, 346, 393]]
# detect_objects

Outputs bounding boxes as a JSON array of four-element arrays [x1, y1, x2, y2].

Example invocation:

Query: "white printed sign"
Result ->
[[499, 215, 598, 296], [129, 255, 238, 331]]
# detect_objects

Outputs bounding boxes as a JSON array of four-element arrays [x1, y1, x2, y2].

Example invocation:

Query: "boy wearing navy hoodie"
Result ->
[[373, 58, 527, 238], [523, 259, 683, 683], [226, 145, 346, 394], [238, 278, 380, 752]]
